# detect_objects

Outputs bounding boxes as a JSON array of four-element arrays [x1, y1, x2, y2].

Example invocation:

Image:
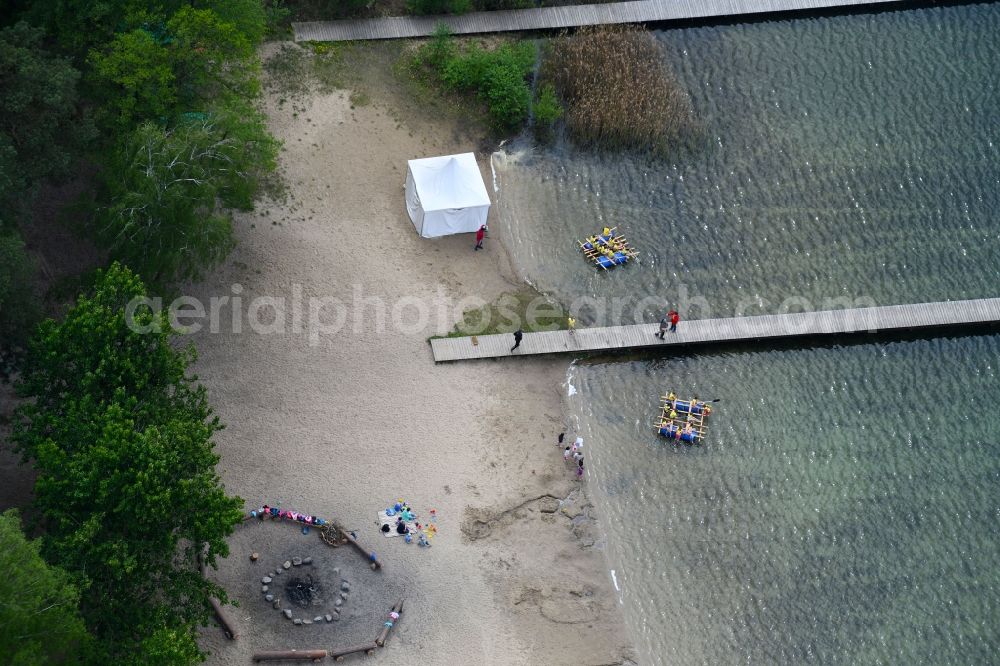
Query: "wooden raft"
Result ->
[[655, 394, 711, 444], [577, 226, 639, 270]]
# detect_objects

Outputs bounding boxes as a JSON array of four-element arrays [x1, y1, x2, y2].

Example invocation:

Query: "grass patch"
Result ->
[[543, 25, 697, 155], [264, 43, 312, 96], [432, 289, 568, 339], [309, 41, 351, 92], [265, 41, 360, 97], [349, 90, 371, 107]]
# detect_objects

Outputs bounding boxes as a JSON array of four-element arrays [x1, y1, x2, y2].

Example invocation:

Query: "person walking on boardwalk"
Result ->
[[567, 316, 576, 336], [510, 328, 523, 352], [474, 225, 486, 251], [656, 315, 669, 339], [668, 309, 680, 332]]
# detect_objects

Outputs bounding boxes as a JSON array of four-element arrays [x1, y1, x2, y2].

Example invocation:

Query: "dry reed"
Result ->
[[544, 25, 695, 154]]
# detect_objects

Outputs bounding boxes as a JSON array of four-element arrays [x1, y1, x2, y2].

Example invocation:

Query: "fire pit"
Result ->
[[260, 555, 350, 626]]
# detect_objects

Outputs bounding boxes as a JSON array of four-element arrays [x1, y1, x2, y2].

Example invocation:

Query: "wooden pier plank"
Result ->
[[430, 298, 1000, 362], [294, 0, 905, 42]]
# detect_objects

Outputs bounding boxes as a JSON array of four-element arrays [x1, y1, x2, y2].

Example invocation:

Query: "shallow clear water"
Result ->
[[491, 4, 1000, 664], [494, 5, 1000, 325], [568, 336, 1000, 664]]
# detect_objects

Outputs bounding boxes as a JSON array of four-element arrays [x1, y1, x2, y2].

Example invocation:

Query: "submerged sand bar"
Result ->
[[294, 0, 905, 42], [431, 297, 1000, 361]]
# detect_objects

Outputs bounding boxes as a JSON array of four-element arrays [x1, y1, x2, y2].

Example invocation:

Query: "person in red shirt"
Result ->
[[668, 309, 680, 332], [474, 225, 486, 251]]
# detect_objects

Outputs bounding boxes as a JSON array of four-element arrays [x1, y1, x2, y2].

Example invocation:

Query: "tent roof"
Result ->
[[407, 153, 491, 212]]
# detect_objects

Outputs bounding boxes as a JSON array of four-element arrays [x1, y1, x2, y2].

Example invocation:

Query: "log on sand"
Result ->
[[375, 599, 404, 647], [330, 642, 378, 661], [208, 596, 239, 640], [339, 528, 382, 570], [253, 649, 328, 662]]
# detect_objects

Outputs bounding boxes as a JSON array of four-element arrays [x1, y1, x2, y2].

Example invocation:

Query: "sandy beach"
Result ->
[[186, 43, 634, 665]]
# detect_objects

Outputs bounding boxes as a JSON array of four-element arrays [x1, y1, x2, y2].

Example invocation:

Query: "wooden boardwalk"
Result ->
[[430, 297, 1000, 362], [294, 0, 903, 42]]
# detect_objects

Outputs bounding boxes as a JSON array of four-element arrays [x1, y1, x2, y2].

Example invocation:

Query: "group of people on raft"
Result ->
[[659, 392, 711, 443], [584, 227, 630, 260]]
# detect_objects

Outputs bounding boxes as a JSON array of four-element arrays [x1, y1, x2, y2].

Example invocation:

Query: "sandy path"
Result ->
[[188, 48, 634, 666]]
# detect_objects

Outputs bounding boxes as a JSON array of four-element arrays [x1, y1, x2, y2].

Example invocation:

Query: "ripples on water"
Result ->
[[492, 4, 1000, 664], [494, 5, 1000, 325], [569, 336, 1000, 664]]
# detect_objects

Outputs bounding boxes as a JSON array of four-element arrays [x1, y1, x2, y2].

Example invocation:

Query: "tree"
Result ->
[[88, 28, 177, 130], [13, 263, 244, 663], [95, 111, 278, 286], [0, 230, 38, 355], [0, 509, 91, 665], [168, 6, 259, 108], [88, 6, 262, 131], [0, 21, 86, 193], [21, 0, 266, 59]]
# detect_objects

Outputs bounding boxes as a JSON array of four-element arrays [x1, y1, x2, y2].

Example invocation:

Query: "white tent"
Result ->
[[404, 153, 491, 238]]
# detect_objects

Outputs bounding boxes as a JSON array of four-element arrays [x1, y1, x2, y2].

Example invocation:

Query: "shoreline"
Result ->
[[194, 41, 635, 665]]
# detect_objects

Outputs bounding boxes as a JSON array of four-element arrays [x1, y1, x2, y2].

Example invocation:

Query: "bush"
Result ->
[[408, 0, 472, 15], [544, 25, 695, 154], [533, 83, 562, 126], [417, 32, 535, 130]]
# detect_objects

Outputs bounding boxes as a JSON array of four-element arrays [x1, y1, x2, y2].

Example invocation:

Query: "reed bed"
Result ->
[[544, 26, 695, 154]]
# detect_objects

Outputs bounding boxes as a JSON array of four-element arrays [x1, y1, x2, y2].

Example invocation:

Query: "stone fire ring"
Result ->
[[259, 555, 352, 626]]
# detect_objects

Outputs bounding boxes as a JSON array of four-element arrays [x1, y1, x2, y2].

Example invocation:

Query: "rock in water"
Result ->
[[302, 619, 312, 625], [293, 618, 303, 626], [334, 598, 342, 607], [283, 609, 293, 619], [341, 581, 350, 592], [314, 616, 323, 623], [262, 585, 268, 593], [303, 556, 313, 565], [250, 552, 259, 561], [283, 560, 291, 569], [265, 594, 274, 602], [262, 576, 272, 584], [292, 557, 302, 566], [325, 614, 333, 622]]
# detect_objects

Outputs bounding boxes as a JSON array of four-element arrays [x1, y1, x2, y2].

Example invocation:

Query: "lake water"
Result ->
[[492, 4, 1000, 664]]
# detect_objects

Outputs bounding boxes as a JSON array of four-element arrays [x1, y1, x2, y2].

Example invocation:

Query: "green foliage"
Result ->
[[407, 0, 472, 16], [26, 0, 267, 59], [89, 29, 177, 130], [96, 111, 278, 286], [167, 6, 259, 103], [473, 0, 533, 9], [0, 22, 86, 193], [0, 509, 91, 665], [533, 83, 562, 127], [12, 263, 244, 663], [0, 230, 39, 352], [263, 0, 292, 38], [416, 33, 534, 129], [89, 6, 260, 131]]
